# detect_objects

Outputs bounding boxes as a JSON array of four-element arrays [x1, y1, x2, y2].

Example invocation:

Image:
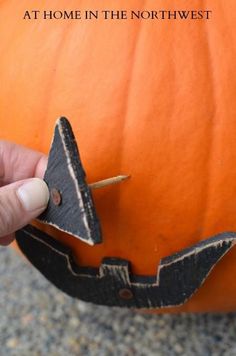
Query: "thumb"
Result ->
[[0, 178, 49, 238]]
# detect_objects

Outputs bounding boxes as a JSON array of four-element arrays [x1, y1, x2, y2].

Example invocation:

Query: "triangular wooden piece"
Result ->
[[38, 117, 102, 245]]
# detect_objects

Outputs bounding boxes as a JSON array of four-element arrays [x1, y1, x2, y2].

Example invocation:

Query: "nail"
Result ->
[[17, 178, 49, 211]]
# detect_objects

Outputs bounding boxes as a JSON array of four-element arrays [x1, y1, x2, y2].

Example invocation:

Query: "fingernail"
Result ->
[[17, 178, 49, 211]]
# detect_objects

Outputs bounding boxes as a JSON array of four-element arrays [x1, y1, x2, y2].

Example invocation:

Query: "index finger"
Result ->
[[0, 141, 47, 186]]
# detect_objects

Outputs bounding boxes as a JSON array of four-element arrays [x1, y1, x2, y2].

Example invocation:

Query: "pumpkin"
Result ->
[[0, 0, 236, 312]]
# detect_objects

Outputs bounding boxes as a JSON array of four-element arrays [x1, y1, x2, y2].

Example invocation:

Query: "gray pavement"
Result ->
[[1, 246, 236, 356]]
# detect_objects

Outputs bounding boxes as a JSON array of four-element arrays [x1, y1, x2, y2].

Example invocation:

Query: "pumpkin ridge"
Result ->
[[42, 23, 73, 128], [115, 15, 145, 231], [199, 15, 218, 237]]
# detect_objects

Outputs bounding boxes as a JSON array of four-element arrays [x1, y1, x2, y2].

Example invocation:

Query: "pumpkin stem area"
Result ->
[[88, 175, 130, 190]]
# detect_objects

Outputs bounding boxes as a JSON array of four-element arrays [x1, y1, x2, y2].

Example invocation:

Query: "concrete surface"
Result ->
[[1, 246, 236, 356]]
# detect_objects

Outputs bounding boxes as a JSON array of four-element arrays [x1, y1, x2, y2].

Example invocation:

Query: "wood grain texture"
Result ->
[[15, 225, 236, 309], [38, 117, 102, 245]]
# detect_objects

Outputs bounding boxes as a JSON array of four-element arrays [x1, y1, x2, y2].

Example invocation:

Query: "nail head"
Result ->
[[118, 288, 133, 300], [51, 188, 62, 206]]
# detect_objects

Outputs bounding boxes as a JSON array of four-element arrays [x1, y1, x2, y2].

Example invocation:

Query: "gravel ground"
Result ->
[[1, 247, 236, 356]]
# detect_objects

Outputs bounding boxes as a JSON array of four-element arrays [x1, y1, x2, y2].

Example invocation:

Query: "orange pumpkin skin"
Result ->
[[1, 0, 236, 312]]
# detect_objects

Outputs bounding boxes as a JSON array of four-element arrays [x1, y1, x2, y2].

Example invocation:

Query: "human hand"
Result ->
[[0, 141, 49, 246]]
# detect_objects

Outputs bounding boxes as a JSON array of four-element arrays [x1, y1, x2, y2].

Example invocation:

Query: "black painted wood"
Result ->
[[38, 117, 101, 245], [15, 225, 236, 309]]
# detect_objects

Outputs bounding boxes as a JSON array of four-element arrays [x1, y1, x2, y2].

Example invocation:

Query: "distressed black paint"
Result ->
[[38, 117, 101, 245], [15, 225, 236, 309]]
